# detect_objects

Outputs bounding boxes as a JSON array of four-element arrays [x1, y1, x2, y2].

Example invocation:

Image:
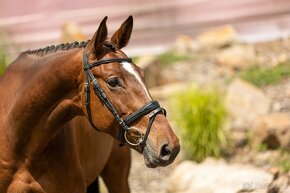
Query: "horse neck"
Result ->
[[7, 49, 85, 154]]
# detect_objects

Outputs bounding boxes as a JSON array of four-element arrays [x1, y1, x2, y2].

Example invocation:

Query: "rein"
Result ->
[[82, 49, 166, 147]]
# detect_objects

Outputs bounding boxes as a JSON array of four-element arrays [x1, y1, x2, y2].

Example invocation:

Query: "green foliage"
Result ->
[[274, 150, 290, 174], [131, 56, 140, 63], [239, 62, 290, 87], [157, 50, 191, 66], [0, 45, 8, 75], [170, 86, 227, 162], [256, 143, 270, 152]]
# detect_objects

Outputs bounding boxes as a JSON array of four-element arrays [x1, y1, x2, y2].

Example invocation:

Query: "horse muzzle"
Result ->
[[142, 142, 180, 168]]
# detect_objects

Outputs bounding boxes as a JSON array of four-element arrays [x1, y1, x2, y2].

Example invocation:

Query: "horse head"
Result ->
[[81, 16, 180, 168]]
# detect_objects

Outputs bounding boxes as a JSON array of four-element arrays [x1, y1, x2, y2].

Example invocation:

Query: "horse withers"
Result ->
[[0, 16, 180, 193]]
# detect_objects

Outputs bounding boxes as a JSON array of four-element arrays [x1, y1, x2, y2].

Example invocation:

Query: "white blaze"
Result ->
[[121, 62, 152, 99]]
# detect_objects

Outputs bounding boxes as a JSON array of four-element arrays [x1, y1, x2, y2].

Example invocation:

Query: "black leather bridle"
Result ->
[[83, 48, 166, 147]]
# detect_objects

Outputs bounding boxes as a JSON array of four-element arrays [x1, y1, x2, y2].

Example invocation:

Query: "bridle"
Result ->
[[82, 48, 166, 147]]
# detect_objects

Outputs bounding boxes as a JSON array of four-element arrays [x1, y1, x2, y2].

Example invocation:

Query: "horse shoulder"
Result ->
[[71, 116, 115, 185]]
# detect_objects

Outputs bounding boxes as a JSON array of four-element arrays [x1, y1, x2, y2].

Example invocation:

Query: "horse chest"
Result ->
[[3, 138, 87, 193]]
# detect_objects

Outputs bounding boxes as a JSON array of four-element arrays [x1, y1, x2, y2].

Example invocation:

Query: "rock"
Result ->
[[149, 83, 187, 99], [267, 174, 290, 193], [252, 113, 290, 149], [272, 102, 282, 112], [216, 45, 256, 70], [254, 151, 280, 167], [174, 35, 198, 55], [238, 173, 290, 193], [196, 25, 237, 47], [230, 131, 249, 148], [225, 79, 271, 131], [270, 53, 288, 67], [135, 55, 162, 87], [137, 55, 190, 88], [136, 55, 157, 69], [167, 159, 273, 193], [61, 22, 86, 43]]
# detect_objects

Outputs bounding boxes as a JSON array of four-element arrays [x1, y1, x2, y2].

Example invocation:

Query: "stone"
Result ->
[[167, 159, 273, 193], [61, 22, 86, 43], [174, 35, 198, 55], [216, 45, 256, 70], [238, 173, 290, 193], [135, 55, 162, 88], [196, 25, 237, 47], [270, 53, 288, 67], [267, 174, 290, 193], [137, 55, 189, 88], [252, 113, 290, 149], [272, 102, 282, 112], [225, 79, 270, 131], [149, 83, 187, 99], [230, 131, 249, 148], [135, 55, 157, 69]]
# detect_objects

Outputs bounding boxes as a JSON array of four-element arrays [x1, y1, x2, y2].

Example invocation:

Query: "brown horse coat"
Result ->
[[0, 16, 179, 193]]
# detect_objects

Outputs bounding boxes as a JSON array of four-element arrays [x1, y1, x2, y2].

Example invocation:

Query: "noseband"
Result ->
[[82, 49, 166, 147]]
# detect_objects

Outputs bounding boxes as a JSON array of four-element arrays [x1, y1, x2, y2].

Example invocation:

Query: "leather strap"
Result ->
[[82, 48, 166, 147], [84, 58, 132, 70], [124, 100, 162, 125]]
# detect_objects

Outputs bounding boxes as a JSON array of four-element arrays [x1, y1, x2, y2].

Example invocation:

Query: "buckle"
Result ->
[[124, 127, 143, 146]]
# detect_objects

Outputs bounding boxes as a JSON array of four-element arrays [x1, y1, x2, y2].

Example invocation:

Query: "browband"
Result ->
[[84, 58, 133, 70]]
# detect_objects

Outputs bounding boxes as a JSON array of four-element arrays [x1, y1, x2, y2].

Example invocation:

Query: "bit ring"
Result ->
[[124, 127, 143, 146]]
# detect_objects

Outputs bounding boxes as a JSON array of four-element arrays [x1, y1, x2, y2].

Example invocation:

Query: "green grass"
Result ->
[[256, 143, 270, 152], [0, 46, 8, 75], [256, 147, 290, 174], [157, 50, 192, 66], [274, 149, 290, 174], [131, 56, 140, 63], [239, 62, 290, 87], [170, 86, 227, 162]]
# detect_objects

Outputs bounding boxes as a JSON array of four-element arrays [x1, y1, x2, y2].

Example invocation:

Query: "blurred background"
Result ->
[[1, 0, 290, 193], [1, 0, 290, 55]]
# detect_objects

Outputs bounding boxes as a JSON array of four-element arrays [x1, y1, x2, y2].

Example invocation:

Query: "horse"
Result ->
[[0, 15, 180, 193], [70, 117, 131, 193]]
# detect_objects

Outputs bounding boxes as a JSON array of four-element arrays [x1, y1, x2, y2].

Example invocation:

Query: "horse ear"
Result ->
[[110, 15, 133, 49], [87, 16, 108, 55]]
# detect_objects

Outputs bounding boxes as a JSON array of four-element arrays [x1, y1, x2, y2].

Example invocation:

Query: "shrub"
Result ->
[[239, 62, 290, 87], [170, 85, 227, 162], [157, 50, 191, 66], [0, 47, 7, 75], [131, 56, 140, 63], [0, 34, 10, 75], [274, 149, 290, 174]]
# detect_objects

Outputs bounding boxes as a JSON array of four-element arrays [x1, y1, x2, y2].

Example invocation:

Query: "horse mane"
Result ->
[[24, 40, 117, 57], [24, 40, 90, 57]]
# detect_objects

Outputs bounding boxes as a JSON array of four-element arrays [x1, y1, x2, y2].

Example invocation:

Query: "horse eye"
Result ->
[[107, 77, 120, 88]]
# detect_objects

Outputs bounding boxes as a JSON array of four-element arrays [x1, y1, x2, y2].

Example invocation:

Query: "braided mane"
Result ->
[[24, 40, 118, 57], [24, 41, 90, 56]]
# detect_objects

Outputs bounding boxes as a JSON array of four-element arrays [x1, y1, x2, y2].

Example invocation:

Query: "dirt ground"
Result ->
[[98, 150, 180, 193]]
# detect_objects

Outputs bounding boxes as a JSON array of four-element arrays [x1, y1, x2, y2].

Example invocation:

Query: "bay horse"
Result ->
[[0, 16, 180, 193]]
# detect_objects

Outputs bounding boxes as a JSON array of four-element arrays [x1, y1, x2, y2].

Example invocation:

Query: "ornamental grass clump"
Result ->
[[0, 45, 8, 75], [170, 86, 227, 162], [157, 50, 192, 66], [239, 61, 290, 87]]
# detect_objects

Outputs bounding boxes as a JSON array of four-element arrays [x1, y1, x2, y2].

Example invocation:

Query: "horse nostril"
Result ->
[[160, 144, 172, 160]]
